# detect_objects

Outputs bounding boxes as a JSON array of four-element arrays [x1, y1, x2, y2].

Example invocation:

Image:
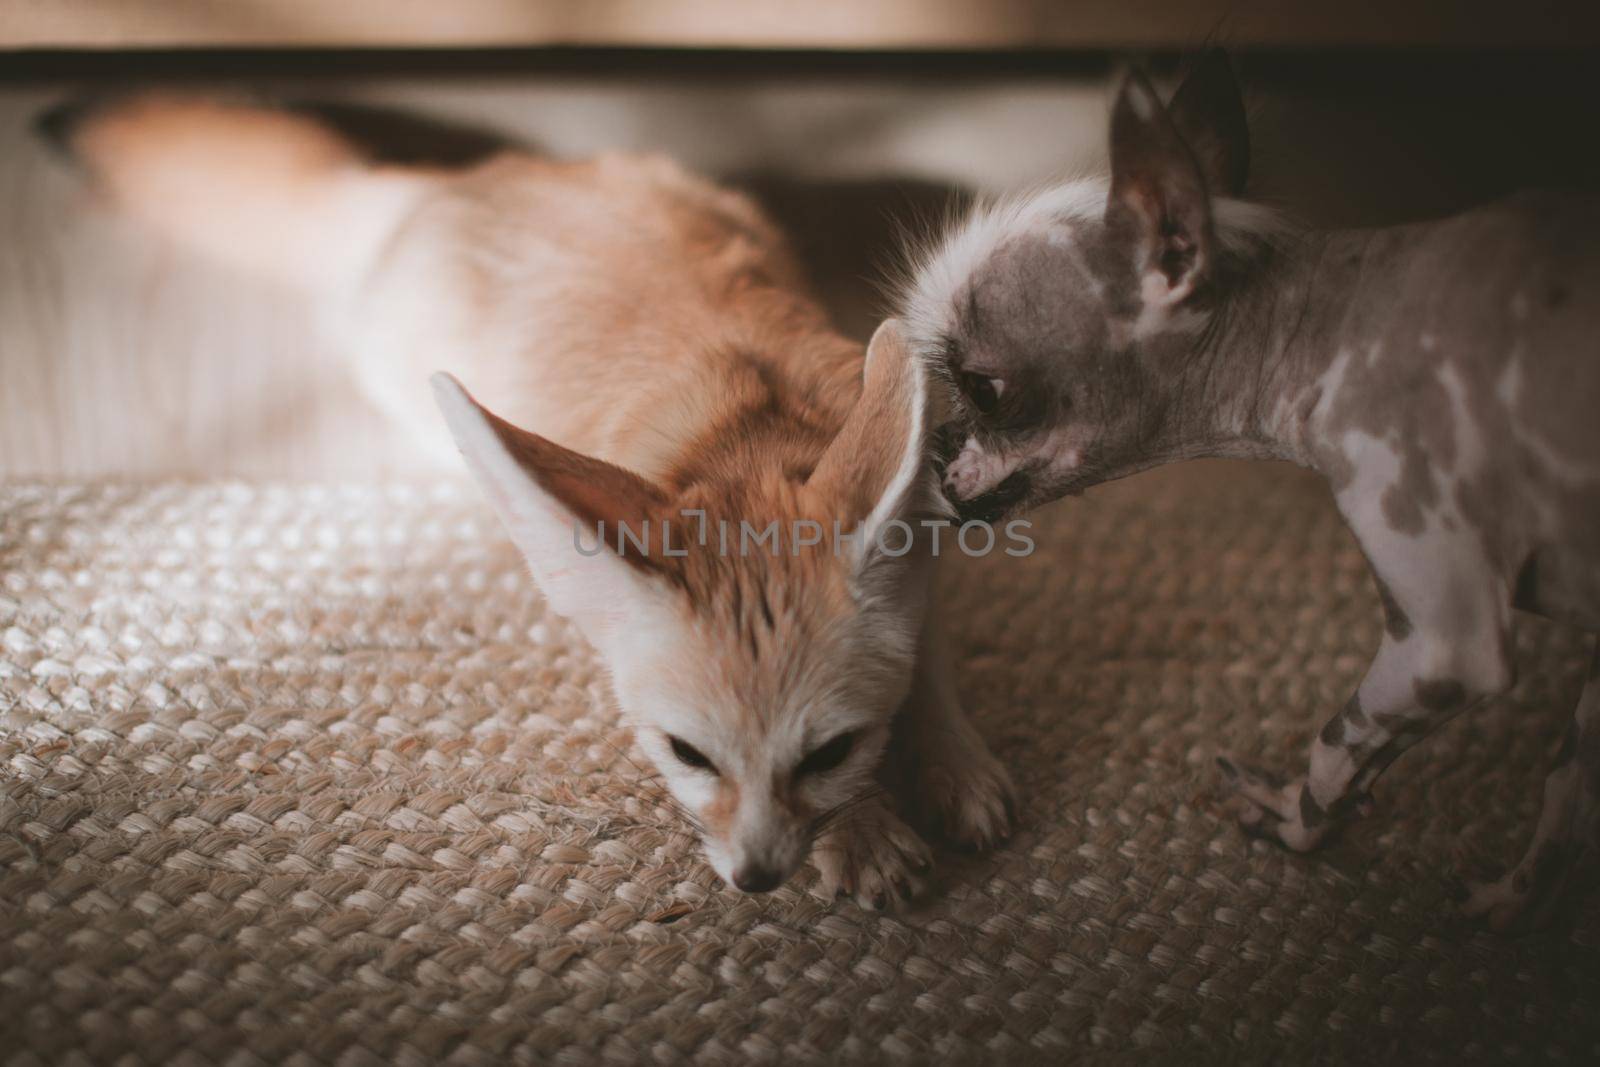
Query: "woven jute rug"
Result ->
[[3, 463, 1596, 1065]]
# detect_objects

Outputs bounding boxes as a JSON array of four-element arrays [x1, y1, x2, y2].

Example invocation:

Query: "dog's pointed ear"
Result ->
[[1167, 48, 1250, 198], [1107, 68, 1215, 309], [809, 320, 930, 585], [431, 373, 678, 646]]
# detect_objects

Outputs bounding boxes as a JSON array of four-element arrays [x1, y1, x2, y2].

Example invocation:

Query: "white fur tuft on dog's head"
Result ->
[[898, 179, 1105, 360], [898, 178, 1294, 362]]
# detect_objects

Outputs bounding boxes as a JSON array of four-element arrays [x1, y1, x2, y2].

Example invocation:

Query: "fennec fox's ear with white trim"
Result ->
[[807, 319, 935, 590], [431, 372, 681, 655]]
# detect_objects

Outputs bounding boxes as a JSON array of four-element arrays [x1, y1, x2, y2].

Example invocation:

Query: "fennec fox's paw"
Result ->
[[812, 796, 932, 911], [901, 698, 1016, 849], [899, 629, 1017, 850], [917, 742, 1016, 851]]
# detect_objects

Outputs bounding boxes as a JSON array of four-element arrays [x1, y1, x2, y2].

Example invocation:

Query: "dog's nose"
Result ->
[[732, 863, 783, 893]]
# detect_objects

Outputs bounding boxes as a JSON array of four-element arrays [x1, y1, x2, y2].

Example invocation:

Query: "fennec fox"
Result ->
[[53, 96, 1015, 905]]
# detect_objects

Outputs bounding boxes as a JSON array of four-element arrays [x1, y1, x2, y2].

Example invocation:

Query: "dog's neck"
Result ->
[[1158, 225, 1409, 478]]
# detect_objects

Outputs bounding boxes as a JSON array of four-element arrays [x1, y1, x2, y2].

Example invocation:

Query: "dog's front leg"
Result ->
[[1221, 525, 1515, 852]]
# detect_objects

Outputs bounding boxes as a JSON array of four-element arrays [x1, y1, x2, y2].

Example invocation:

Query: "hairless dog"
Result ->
[[905, 50, 1600, 930]]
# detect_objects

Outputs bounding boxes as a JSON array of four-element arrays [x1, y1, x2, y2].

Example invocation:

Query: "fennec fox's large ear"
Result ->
[[807, 319, 931, 588], [431, 373, 677, 648]]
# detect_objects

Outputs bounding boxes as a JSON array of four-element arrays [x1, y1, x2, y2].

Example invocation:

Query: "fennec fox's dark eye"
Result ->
[[669, 735, 717, 774], [796, 731, 856, 777], [958, 372, 1003, 415]]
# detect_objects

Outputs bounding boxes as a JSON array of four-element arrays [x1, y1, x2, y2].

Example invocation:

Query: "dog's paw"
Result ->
[[1215, 755, 1332, 853], [917, 747, 1016, 851], [1456, 873, 1533, 932], [1455, 844, 1572, 933], [812, 797, 932, 911]]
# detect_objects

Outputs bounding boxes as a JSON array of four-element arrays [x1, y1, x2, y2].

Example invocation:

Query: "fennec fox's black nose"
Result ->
[[732, 863, 783, 893]]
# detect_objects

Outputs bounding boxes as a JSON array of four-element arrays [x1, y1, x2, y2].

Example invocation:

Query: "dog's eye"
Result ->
[[796, 731, 856, 777], [958, 372, 1003, 415], [668, 735, 717, 774]]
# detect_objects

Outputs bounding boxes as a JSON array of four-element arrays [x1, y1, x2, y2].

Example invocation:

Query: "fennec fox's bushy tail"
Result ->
[[42, 95, 429, 296]]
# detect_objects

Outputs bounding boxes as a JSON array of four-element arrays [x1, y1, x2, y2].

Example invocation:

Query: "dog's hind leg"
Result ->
[[1460, 639, 1600, 931]]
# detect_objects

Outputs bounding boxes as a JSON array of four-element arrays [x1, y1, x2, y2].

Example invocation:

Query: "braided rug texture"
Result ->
[[2, 466, 1596, 1065]]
